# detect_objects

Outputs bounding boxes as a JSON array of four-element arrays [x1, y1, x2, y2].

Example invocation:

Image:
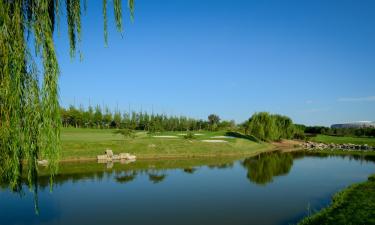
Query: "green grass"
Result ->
[[311, 134, 375, 146], [306, 149, 375, 157], [298, 174, 375, 225], [61, 128, 274, 160]]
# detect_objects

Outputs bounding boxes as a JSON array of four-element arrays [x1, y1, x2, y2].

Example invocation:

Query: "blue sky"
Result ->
[[55, 0, 375, 126]]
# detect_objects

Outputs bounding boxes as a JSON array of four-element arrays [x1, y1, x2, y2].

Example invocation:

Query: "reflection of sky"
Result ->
[[0, 154, 374, 225]]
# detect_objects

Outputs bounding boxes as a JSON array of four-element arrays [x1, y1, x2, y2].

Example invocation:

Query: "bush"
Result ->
[[184, 132, 196, 140]]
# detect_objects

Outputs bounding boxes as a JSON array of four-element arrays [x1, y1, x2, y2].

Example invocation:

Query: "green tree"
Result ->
[[0, 0, 134, 212], [94, 105, 103, 128], [247, 112, 296, 141], [113, 110, 122, 128], [208, 114, 220, 131], [103, 107, 113, 128]]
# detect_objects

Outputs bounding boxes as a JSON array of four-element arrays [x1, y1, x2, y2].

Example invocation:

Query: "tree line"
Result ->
[[60, 106, 235, 132], [297, 125, 375, 138], [61, 106, 304, 141]]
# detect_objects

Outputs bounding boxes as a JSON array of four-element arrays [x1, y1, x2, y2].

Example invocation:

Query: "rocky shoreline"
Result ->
[[300, 141, 375, 151]]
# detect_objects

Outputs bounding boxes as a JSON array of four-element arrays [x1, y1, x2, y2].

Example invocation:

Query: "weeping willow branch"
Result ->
[[0, 0, 134, 204]]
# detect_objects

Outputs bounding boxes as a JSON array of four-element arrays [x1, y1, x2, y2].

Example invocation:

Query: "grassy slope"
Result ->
[[61, 128, 274, 160], [298, 174, 375, 225], [311, 134, 375, 146]]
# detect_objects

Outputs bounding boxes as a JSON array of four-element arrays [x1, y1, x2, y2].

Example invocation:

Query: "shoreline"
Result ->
[[51, 140, 375, 164], [57, 141, 301, 163], [298, 174, 375, 225], [59, 148, 278, 163]]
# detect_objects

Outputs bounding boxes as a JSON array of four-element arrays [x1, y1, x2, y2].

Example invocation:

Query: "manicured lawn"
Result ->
[[311, 134, 375, 146], [298, 174, 375, 225], [61, 128, 274, 160]]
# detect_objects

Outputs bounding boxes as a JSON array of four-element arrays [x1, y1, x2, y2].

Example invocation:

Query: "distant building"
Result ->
[[331, 121, 375, 129]]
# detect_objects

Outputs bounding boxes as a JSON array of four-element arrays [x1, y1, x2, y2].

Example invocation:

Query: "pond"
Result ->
[[1, 151, 374, 225]]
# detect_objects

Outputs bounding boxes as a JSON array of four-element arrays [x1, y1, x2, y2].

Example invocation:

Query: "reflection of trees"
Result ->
[[115, 172, 137, 184], [208, 162, 233, 169], [183, 168, 197, 174], [0, 165, 41, 215], [242, 152, 293, 185], [148, 173, 167, 184]]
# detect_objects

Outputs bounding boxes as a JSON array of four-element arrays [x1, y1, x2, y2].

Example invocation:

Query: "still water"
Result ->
[[1, 151, 374, 225]]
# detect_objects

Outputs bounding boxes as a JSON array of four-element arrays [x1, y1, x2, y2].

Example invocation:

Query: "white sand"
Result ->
[[201, 140, 228, 143], [153, 136, 178, 138], [178, 133, 204, 136], [210, 136, 235, 139]]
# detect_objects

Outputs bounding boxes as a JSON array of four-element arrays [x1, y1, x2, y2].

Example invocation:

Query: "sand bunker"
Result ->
[[210, 136, 235, 139], [153, 136, 178, 138], [201, 140, 228, 143], [194, 134, 204, 136]]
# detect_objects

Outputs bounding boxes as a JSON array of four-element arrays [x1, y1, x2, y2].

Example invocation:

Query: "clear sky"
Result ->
[[54, 0, 375, 126]]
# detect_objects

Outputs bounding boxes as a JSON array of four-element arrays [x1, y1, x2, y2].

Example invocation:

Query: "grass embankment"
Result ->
[[311, 134, 375, 146], [306, 149, 375, 157], [298, 174, 375, 225], [61, 128, 274, 161]]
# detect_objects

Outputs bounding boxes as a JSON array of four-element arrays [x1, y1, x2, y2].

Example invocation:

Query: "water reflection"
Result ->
[[115, 172, 137, 184], [242, 152, 294, 185], [148, 173, 167, 184], [1, 151, 375, 219], [183, 168, 197, 174]]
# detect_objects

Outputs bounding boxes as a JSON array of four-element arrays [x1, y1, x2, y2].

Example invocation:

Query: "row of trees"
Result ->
[[299, 125, 375, 137], [243, 112, 302, 141], [60, 106, 235, 132], [61, 107, 303, 141]]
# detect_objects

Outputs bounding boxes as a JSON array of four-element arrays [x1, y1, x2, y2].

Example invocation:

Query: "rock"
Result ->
[[113, 154, 121, 160], [97, 150, 136, 163], [105, 149, 113, 158], [97, 155, 108, 160], [127, 155, 136, 160], [119, 153, 130, 159], [37, 160, 48, 166], [119, 153, 136, 160]]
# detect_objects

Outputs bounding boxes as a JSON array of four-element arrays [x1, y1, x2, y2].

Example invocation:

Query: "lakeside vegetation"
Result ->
[[298, 174, 375, 225], [311, 134, 375, 146]]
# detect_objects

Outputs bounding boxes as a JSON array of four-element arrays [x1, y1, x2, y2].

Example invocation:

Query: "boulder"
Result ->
[[119, 153, 136, 160], [127, 155, 136, 160], [119, 153, 130, 159], [112, 154, 121, 160], [105, 149, 113, 158], [97, 155, 108, 160]]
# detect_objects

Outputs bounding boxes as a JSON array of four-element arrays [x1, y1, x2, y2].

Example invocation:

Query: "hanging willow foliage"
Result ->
[[0, 0, 134, 200]]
